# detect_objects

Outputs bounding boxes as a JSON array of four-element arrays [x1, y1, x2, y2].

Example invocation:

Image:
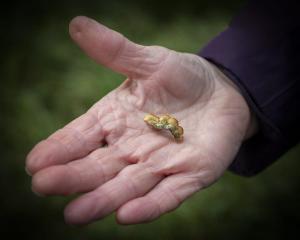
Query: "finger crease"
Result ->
[[108, 36, 127, 66], [87, 154, 107, 183], [65, 126, 90, 152], [123, 175, 139, 197], [67, 165, 82, 193]]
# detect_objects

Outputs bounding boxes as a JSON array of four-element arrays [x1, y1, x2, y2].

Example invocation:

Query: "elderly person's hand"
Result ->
[[26, 16, 256, 225]]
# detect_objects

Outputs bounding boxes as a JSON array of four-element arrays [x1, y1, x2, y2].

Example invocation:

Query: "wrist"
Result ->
[[202, 57, 259, 140], [216, 66, 259, 140], [224, 74, 259, 140]]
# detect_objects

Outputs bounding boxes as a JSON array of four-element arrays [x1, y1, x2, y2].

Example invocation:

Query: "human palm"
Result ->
[[26, 16, 253, 225]]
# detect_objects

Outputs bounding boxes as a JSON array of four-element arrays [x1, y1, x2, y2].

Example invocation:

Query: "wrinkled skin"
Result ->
[[26, 16, 255, 225]]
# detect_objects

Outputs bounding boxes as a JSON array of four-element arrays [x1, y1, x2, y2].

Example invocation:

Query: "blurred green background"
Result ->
[[1, 0, 300, 239]]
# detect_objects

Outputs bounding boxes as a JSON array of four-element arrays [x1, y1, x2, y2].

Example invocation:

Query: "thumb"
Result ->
[[69, 16, 168, 78]]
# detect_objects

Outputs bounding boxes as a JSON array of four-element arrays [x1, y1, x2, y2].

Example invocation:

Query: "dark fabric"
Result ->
[[199, 0, 300, 176]]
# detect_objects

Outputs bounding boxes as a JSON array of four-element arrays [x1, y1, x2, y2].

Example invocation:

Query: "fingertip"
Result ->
[[25, 153, 34, 175], [64, 197, 96, 226], [31, 185, 45, 197], [31, 168, 53, 196], [31, 165, 74, 196], [64, 205, 83, 226], [116, 204, 133, 225], [25, 166, 32, 176], [69, 16, 103, 40], [26, 138, 70, 176], [70, 15, 90, 25], [25, 142, 44, 175], [25, 146, 45, 175], [69, 16, 88, 36], [64, 208, 82, 226]]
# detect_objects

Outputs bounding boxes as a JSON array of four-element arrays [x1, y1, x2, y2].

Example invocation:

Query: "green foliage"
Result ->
[[1, 1, 299, 239]]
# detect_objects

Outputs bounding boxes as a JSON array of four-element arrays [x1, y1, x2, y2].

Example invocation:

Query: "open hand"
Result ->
[[26, 16, 254, 225]]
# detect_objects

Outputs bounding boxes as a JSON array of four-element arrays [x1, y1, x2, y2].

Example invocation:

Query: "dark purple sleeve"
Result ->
[[199, 0, 300, 176]]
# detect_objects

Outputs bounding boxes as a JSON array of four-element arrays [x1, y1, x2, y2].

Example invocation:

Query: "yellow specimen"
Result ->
[[144, 113, 184, 141]]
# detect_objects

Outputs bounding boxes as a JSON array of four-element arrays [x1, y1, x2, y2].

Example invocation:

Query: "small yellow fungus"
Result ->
[[144, 113, 184, 141]]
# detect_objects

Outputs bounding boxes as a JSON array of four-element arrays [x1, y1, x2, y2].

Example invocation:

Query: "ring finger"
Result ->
[[31, 145, 129, 196]]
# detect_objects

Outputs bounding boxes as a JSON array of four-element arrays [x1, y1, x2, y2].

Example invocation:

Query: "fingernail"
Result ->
[[31, 186, 45, 197], [25, 166, 32, 176], [69, 16, 92, 37]]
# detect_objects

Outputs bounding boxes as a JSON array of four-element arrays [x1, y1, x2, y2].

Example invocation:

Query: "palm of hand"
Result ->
[[26, 16, 251, 225]]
